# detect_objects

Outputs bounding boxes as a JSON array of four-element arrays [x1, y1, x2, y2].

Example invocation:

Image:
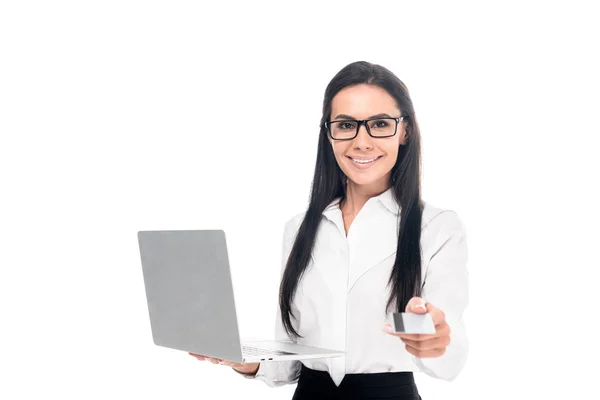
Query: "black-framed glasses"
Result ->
[[323, 116, 405, 140]]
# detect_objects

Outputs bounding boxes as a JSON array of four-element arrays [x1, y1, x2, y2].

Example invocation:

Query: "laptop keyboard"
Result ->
[[242, 345, 297, 357]]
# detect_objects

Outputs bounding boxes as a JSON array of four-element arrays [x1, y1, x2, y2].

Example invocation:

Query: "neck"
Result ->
[[340, 178, 390, 217]]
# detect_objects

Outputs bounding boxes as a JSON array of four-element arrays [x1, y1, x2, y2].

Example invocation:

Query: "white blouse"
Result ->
[[247, 187, 469, 387]]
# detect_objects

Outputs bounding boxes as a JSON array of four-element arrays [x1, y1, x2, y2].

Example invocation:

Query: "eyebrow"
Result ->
[[333, 113, 395, 120]]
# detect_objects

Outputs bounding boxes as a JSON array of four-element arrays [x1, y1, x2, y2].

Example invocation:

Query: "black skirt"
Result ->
[[292, 364, 421, 400]]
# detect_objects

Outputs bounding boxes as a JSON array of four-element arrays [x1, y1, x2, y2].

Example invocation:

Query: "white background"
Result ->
[[1, 1, 599, 399]]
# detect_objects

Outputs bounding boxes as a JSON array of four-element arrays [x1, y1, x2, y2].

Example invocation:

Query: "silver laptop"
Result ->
[[137, 229, 345, 363]]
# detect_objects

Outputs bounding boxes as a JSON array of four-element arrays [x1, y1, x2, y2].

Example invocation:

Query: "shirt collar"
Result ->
[[377, 186, 401, 215], [322, 186, 400, 221]]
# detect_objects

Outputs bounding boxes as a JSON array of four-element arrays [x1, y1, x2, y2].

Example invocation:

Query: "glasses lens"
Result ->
[[368, 118, 397, 137], [330, 120, 357, 140]]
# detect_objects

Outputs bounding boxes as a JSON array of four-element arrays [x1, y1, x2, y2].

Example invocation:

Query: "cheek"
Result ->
[[382, 141, 399, 165], [332, 142, 349, 161], [384, 153, 398, 168]]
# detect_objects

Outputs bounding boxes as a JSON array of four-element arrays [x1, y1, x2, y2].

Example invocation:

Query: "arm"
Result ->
[[237, 220, 302, 387], [413, 210, 469, 381]]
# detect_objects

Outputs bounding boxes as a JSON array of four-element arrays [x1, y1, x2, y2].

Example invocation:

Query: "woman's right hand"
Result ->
[[188, 353, 260, 375]]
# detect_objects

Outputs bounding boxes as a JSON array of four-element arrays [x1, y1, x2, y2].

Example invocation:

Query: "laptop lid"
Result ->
[[137, 230, 245, 362]]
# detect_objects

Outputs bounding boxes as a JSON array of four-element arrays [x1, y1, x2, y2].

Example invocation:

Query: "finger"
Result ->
[[395, 332, 437, 341], [382, 324, 436, 340], [401, 335, 450, 351], [404, 344, 447, 358], [405, 297, 428, 314], [426, 303, 446, 326]]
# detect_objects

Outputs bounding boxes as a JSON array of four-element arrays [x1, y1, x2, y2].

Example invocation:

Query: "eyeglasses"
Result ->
[[323, 116, 405, 140]]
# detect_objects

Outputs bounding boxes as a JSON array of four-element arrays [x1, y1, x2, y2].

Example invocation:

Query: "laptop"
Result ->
[[137, 229, 345, 363]]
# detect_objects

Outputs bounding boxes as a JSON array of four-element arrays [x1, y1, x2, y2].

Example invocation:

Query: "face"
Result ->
[[328, 84, 407, 189]]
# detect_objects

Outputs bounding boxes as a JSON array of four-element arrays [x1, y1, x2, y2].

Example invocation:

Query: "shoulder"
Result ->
[[420, 200, 468, 266], [421, 200, 466, 237], [283, 211, 307, 239]]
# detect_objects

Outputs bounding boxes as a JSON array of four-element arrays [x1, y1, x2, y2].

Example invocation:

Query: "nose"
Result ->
[[353, 121, 373, 150]]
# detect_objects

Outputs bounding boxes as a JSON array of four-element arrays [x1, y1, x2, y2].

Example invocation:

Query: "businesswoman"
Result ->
[[190, 61, 469, 399]]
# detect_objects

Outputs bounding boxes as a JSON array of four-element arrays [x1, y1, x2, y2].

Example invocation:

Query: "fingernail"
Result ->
[[412, 303, 427, 311], [382, 325, 392, 333]]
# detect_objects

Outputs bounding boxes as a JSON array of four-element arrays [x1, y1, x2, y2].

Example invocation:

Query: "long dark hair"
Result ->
[[279, 61, 423, 339]]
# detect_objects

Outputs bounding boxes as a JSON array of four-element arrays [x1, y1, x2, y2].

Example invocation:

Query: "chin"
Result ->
[[346, 173, 384, 187]]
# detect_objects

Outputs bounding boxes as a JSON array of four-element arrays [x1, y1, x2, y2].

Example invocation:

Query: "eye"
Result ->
[[370, 119, 389, 128], [338, 121, 356, 130]]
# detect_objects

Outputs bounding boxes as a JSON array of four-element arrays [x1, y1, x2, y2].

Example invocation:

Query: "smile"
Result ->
[[347, 155, 383, 168]]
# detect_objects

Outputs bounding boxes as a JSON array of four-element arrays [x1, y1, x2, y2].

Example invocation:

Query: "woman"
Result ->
[[191, 61, 469, 399]]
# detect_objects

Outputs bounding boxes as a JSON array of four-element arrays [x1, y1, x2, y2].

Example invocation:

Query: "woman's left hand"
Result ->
[[382, 296, 451, 358]]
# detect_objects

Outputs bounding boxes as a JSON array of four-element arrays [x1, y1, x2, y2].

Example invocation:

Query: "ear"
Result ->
[[404, 123, 410, 138], [399, 128, 409, 146]]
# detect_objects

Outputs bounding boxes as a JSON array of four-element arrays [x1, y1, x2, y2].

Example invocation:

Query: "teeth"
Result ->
[[352, 157, 378, 164]]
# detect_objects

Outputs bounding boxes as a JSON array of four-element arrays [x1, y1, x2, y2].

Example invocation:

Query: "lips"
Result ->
[[346, 155, 383, 169]]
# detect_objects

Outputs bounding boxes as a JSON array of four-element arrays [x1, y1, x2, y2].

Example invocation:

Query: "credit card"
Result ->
[[392, 312, 436, 334]]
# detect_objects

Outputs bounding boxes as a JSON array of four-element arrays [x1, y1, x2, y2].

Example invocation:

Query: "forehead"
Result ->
[[331, 84, 399, 118]]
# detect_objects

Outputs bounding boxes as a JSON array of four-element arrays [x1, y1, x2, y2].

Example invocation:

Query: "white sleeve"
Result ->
[[412, 210, 469, 381], [243, 220, 302, 387]]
